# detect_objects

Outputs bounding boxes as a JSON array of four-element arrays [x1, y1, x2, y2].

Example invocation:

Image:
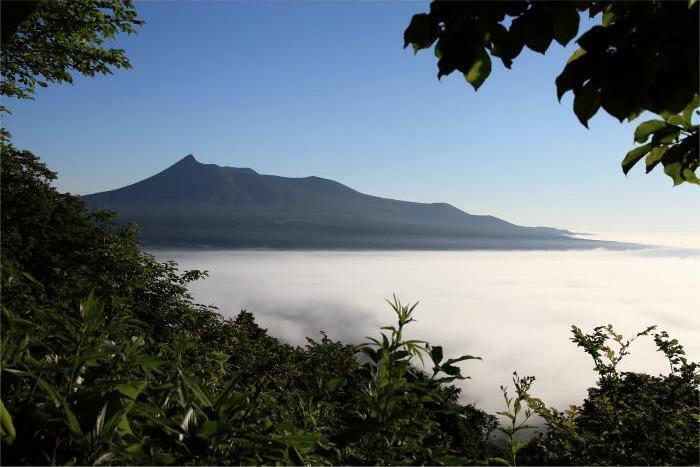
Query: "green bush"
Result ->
[[517, 326, 700, 466]]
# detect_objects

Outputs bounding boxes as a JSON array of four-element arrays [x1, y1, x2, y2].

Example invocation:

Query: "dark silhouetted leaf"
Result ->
[[430, 345, 443, 365], [556, 52, 591, 101], [404, 13, 440, 52], [547, 3, 580, 46], [512, 6, 553, 54]]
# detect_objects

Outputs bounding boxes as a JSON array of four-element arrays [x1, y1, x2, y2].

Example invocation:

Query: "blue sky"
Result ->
[[4, 1, 699, 237]]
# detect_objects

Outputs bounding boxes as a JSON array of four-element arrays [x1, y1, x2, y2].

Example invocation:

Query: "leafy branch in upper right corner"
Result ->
[[404, 1, 699, 186], [622, 97, 698, 185]]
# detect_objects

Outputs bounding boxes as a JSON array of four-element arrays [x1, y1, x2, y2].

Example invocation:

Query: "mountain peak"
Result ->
[[171, 155, 260, 175], [178, 154, 198, 164]]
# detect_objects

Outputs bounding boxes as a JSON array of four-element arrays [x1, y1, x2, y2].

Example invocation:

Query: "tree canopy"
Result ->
[[0, 0, 142, 105], [404, 1, 699, 186]]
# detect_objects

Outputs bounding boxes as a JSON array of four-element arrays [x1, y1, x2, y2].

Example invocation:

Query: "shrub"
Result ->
[[517, 325, 700, 466]]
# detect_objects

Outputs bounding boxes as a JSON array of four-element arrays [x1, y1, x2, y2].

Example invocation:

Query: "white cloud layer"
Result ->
[[154, 249, 700, 415]]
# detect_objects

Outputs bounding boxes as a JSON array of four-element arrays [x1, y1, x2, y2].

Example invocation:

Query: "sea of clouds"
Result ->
[[153, 248, 700, 415]]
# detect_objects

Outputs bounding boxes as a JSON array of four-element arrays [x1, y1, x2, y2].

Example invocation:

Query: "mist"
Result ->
[[153, 248, 700, 414]]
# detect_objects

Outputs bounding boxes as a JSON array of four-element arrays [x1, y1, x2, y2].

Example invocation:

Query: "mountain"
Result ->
[[82, 155, 628, 250]]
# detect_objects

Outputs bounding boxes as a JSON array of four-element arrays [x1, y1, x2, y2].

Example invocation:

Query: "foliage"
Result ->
[[1, 140, 698, 465], [342, 296, 494, 465], [490, 373, 537, 466], [0, 0, 142, 105], [403, 1, 699, 185], [622, 99, 699, 185], [0, 141, 496, 465], [517, 325, 700, 466]]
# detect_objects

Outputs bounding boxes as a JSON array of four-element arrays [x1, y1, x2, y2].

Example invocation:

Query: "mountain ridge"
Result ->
[[83, 155, 631, 250]]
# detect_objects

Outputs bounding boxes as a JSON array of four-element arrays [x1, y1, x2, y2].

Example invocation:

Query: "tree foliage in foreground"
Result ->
[[0, 0, 142, 104], [404, 1, 699, 185], [0, 140, 496, 465], [518, 325, 700, 466], [1, 142, 698, 465]]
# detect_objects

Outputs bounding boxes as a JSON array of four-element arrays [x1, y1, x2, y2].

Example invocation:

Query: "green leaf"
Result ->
[[442, 364, 462, 376], [573, 81, 601, 127], [445, 355, 482, 366], [20, 271, 45, 292], [197, 419, 219, 438], [497, 411, 516, 422], [93, 451, 115, 465], [133, 354, 162, 370], [94, 403, 107, 438], [602, 8, 616, 27], [116, 381, 147, 400], [36, 377, 62, 407], [465, 47, 491, 91], [212, 351, 230, 364], [665, 115, 686, 128], [633, 120, 667, 143], [664, 162, 684, 185], [681, 94, 698, 125], [62, 399, 82, 437], [285, 446, 304, 465], [682, 168, 699, 184], [1, 400, 16, 445], [327, 377, 342, 392], [116, 414, 133, 437], [488, 457, 512, 466], [180, 370, 212, 407], [621, 144, 651, 174], [80, 290, 103, 327], [93, 452, 114, 465], [567, 48, 586, 64], [512, 441, 528, 454], [650, 127, 680, 146], [645, 146, 668, 173]]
